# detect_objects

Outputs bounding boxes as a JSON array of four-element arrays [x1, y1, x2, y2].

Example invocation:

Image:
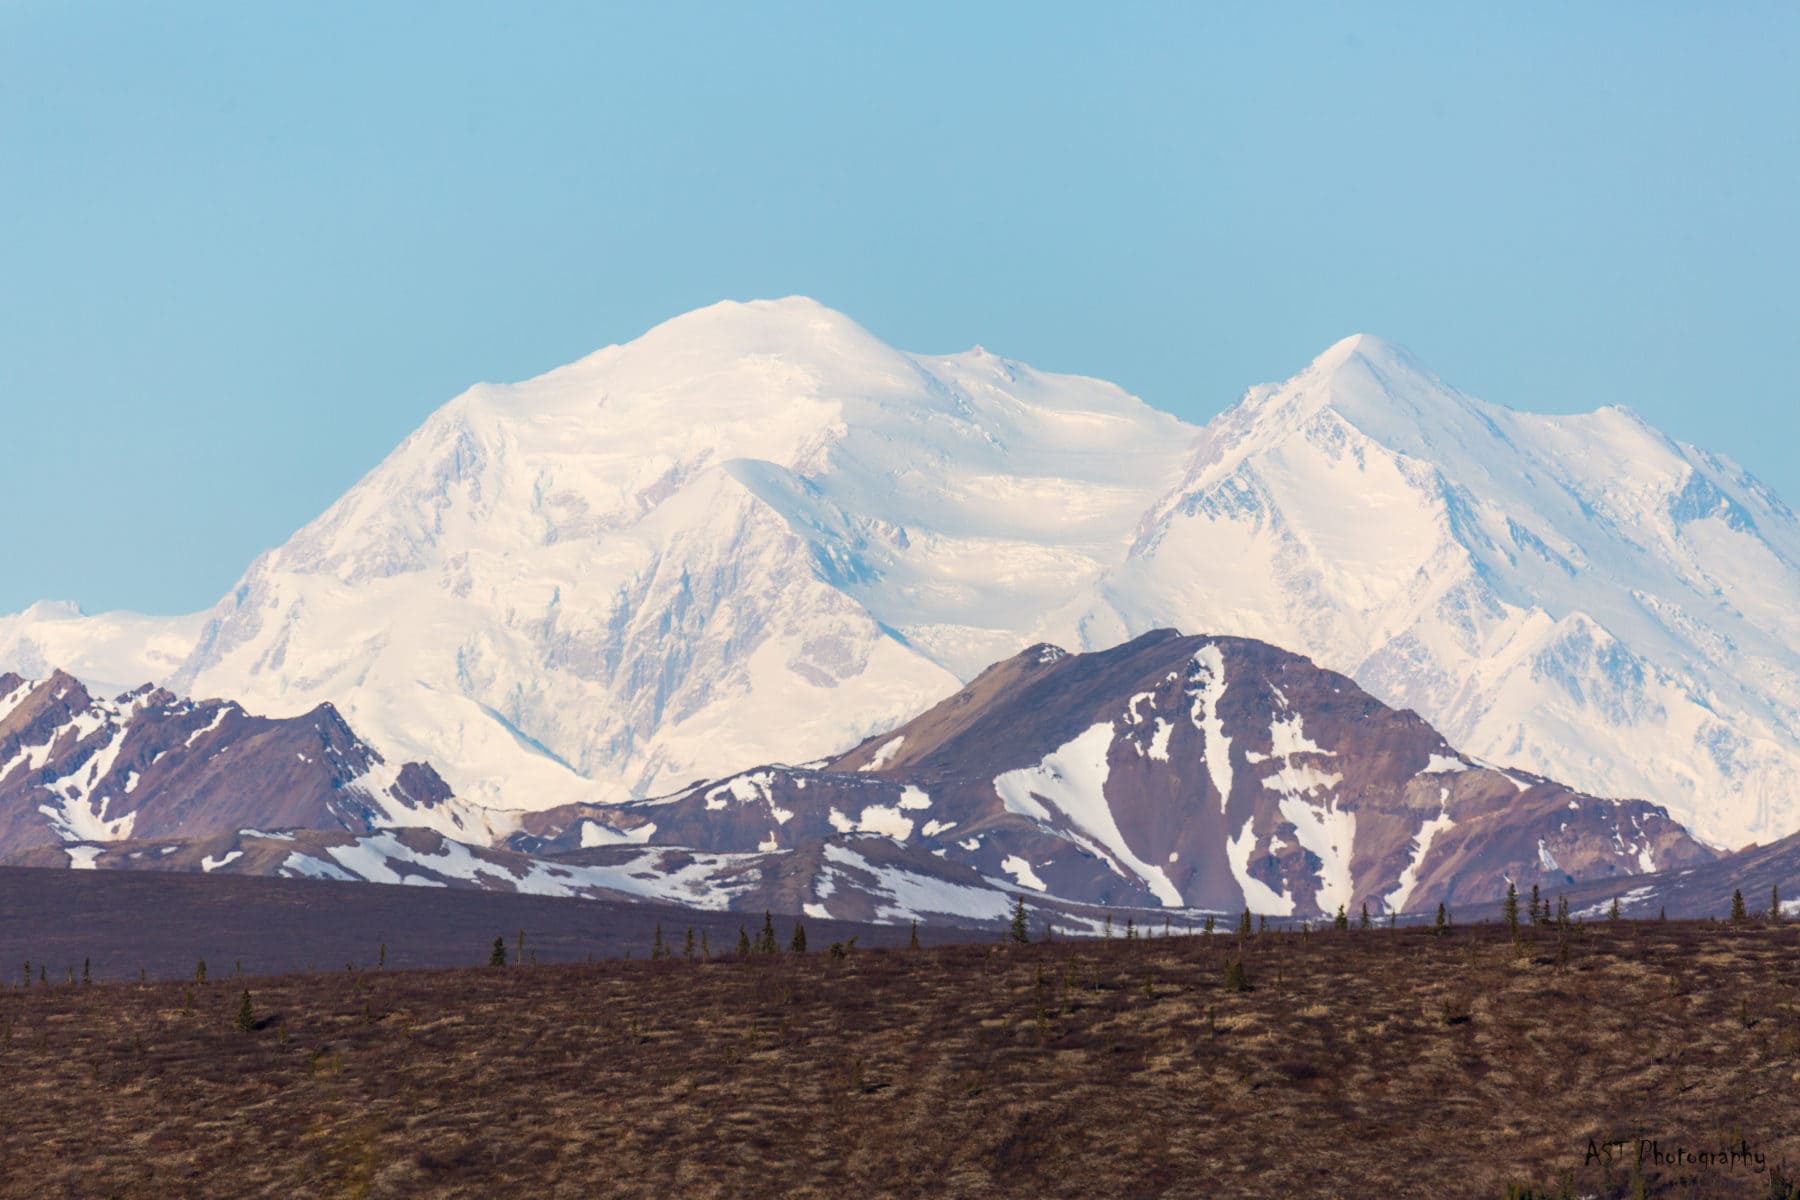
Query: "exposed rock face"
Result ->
[[0, 670, 468, 859], [513, 631, 1716, 919]]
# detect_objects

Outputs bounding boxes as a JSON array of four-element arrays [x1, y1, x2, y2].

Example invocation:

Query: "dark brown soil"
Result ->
[[2, 917, 1797, 1198]]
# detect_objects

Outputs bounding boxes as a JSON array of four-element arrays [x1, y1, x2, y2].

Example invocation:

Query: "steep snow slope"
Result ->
[[162, 299, 1193, 808], [1092, 336, 1800, 847], [5, 305, 1799, 848]]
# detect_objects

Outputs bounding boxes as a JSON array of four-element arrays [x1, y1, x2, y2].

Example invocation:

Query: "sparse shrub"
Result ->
[[82, 958, 90, 986]]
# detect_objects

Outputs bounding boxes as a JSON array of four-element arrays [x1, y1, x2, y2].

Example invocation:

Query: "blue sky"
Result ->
[[3, 2, 1796, 615]]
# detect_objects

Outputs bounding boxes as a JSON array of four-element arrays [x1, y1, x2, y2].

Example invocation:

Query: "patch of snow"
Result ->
[[921, 818, 956, 837], [1537, 838, 1560, 872], [1225, 817, 1295, 915], [65, 845, 103, 870], [1148, 718, 1173, 762], [860, 736, 905, 772], [1385, 802, 1454, 914], [993, 721, 1181, 906], [1000, 854, 1047, 891], [898, 785, 931, 810], [1187, 645, 1233, 812], [580, 820, 657, 848], [1421, 753, 1467, 774], [201, 850, 244, 872]]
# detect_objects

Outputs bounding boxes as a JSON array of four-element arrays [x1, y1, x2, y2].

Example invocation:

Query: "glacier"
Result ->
[[5, 300, 1799, 849]]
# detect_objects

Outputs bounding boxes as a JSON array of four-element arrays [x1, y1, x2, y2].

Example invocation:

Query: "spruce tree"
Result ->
[[1359, 903, 1371, 930], [234, 989, 255, 1034], [489, 936, 506, 967], [81, 958, 91, 986], [1237, 909, 1251, 937], [1772, 884, 1782, 924], [759, 912, 777, 954], [652, 924, 665, 960], [1124, 917, 1136, 940], [1503, 882, 1519, 937], [790, 922, 806, 954], [515, 929, 525, 965], [1333, 904, 1348, 932], [1009, 896, 1029, 944], [1104, 913, 1114, 939], [1529, 883, 1542, 925], [195, 959, 206, 985], [908, 920, 921, 950], [1202, 914, 1216, 934], [1434, 902, 1448, 936], [1609, 896, 1621, 921], [1731, 888, 1749, 924], [684, 928, 695, 961], [737, 926, 751, 958]]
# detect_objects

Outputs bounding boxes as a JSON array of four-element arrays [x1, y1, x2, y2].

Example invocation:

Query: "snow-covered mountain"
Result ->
[[4, 298, 1798, 847], [0, 669, 483, 858], [520, 631, 1713, 919]]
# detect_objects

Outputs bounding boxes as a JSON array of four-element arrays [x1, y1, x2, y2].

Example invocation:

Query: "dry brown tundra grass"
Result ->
[[0, 919, 1797, 1199]]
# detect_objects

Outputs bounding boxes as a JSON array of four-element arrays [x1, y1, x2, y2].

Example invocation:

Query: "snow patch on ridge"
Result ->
[[993, 722, 1182, 906], [1187, 645, 1233, 812], [1386, 801, 1454, 915]]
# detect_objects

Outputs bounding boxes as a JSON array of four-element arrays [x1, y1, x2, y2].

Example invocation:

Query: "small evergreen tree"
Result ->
[[1103, 913, 1114, 939], [652, 924, 665, 960], [1237, 909, 1252, 937], [489, 936, 506, 967], [1434, 902, 1448, 936], [758, 912, 778, 954], [1772, 884, 1782, 924], [1223, 958, 1250, 993], [1731, 888, 1749, 924], [195, 959, 206, 985], [1202, 914, 1216, 934], [516, 929, 526, 965], [684, 928, 696, 961], [378, 943, 386, 969], [1124, 917, 1136, 940], [81, 958, 90, 986], [1359, 903, 1371, 930], [790, 922, 807, 954], [1504, 882, 1519, 937], [908, 920, 921, 950], [1658, 906, 1667, 922], [1333, 904, 1348, 931], [1009, 896, 1029, 944], [1257, 915, 1267, 934], [1529, 883, 1542, 925], [1609, 896, 1621, 921], [737, 926, 751, 958], [234, 989, 255, 1034]]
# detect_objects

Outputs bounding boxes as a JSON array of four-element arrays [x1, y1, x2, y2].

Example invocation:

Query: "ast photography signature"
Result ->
[[1586, 1136, 1770, 1175]]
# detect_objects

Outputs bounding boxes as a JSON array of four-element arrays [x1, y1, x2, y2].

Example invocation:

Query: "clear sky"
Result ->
[[3, 2, 1796, 615]]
